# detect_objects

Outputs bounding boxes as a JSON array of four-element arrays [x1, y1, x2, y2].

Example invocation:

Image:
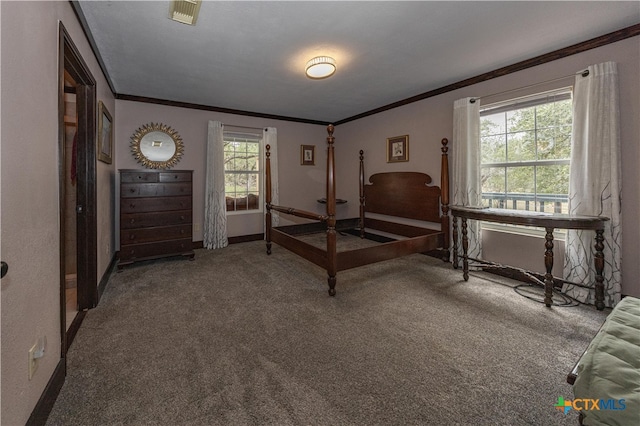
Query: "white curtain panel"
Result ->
[[264, 127, 280, 227], [203, 121, 229, 249], [452, 98, 483, 262], [563, 62, 622, 307]]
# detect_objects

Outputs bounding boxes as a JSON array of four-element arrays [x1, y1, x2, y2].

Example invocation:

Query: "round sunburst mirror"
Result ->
[[130, 122, 184, 169]]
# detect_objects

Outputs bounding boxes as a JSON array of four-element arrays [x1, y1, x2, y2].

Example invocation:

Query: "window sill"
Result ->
[[226, 209, 263, 216], [481, 222, 566, 241]]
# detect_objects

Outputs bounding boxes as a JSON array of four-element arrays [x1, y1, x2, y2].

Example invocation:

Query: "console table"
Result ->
[[450, 206, 609, 310]]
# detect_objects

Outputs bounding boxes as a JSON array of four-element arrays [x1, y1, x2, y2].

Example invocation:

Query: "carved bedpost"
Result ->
[[265, 144, 272, 255], [359, 150, 365, 238], [440, 138, 450, 262], [326, 125, 337, 296]]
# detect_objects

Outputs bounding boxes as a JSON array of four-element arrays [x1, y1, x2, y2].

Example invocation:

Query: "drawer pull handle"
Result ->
[[130, 235, 136, 240], [180, 216, 185, 220], [180, 229, 185, 234], [130, 188, 136, 193], [130, 219, 136, 224], [129, 204, 136, 209]]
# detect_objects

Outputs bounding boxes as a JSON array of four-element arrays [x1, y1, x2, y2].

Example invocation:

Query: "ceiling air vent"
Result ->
[[169, 0, 202, 26]]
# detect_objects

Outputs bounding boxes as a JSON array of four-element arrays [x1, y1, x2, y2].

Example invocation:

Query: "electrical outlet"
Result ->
[[106, 243, 110, 255], [194, 223, 200, 232], [27, 336, 46, 380], [28, 343, 38, 380]]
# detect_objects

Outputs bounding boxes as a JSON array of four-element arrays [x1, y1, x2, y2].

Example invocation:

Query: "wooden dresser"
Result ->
[[118, 169, 195, 270]]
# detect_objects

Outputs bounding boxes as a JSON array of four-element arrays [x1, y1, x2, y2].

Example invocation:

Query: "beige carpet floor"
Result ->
[[46, 236, 609, 425]]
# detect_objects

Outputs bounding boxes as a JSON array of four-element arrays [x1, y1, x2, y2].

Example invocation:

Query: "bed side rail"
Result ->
[[268, 204, 328, 222], [263, 144, 327, 222]]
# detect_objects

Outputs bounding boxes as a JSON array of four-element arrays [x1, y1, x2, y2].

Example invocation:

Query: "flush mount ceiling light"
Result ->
[[169, 0, 202, 25], [305, 56, 336, 79]]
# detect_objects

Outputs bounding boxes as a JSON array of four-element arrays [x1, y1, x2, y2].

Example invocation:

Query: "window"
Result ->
[[480, 89, 572, 215], [223, 133, 262, 213]]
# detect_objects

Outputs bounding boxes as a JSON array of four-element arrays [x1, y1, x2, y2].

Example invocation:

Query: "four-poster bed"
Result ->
[[265, 125, 450, 296]]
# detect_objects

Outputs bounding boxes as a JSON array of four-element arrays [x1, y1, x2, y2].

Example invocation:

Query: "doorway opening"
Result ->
[[63, 71, 78, 332], [59, 22, 98, 352]]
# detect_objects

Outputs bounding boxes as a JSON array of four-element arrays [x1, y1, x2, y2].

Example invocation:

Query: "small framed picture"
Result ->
[[387, 135, 409, 163], [301, 145, 315, 165], [97, 101, 113, 164]]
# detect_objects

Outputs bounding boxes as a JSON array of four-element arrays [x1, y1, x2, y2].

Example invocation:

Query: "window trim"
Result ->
[[479, 87, 573, 235], [481, 158, 570, 168], [480, 88, 572, 116], [223, 133, 264, 216]]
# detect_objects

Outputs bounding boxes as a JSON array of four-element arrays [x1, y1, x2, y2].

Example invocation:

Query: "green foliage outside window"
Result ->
[[224, 138, 260, 211], [480, 95, 572, 213]]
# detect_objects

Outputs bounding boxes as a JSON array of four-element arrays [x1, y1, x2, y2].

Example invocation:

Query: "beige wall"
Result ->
[[336, 36, 640, 297], [0, 1, 116, 424], [115, 100, 327, 242]]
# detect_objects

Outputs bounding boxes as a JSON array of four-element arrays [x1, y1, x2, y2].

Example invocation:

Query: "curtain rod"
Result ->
[[469, 69, 589, 104]]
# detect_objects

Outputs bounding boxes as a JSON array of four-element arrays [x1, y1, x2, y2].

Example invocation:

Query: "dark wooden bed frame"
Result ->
[[265, 124, 450, 296]]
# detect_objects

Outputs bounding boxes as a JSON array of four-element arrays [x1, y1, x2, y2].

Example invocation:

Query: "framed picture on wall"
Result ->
[[386, 135, 409, 163], [97, 101, 113, 164], [301, 144, 315, 165]]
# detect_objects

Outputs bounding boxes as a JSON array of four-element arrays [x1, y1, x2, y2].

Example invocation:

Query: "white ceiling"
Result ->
[[77, 1, 639, 124]]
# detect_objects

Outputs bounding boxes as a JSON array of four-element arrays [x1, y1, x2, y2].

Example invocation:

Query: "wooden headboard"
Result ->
[[358, 138, 449, 229], [363, 172, 442, 223]]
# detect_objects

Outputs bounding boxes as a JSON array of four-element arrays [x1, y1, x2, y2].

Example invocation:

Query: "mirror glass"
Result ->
[[140, 131, 177, 161], [130, 123, 184, 169]]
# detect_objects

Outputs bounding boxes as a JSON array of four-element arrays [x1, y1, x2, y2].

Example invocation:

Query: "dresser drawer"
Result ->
[[159, 172, 192, 182], [119, 239, 193, 262], [121, 210, 192, 229], [121, 172, 159, 183], [121, 196, 192, 213], [121, 182, 192, 198], [121, 224, 192, 245]]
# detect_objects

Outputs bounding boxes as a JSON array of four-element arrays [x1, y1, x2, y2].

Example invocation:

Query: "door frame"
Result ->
[[58, 22, 97, 353]]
